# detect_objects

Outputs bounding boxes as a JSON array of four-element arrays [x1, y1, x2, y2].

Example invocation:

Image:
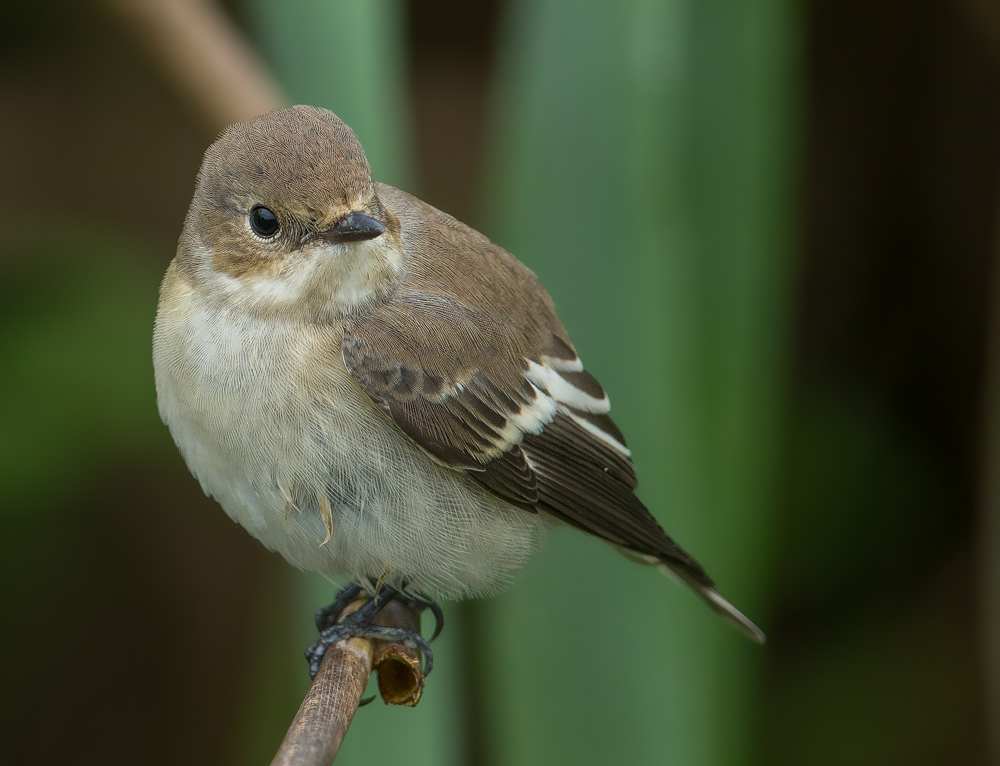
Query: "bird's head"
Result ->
[[177, 105, 404, 320]]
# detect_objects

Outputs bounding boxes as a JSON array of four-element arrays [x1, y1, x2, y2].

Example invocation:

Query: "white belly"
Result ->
[[153, 292, 543, 600]]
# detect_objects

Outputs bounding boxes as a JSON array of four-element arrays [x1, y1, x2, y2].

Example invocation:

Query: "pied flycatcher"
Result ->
[[153, 106, 764, 669]]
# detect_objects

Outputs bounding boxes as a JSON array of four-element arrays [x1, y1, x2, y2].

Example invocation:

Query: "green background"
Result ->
[[0, 0, 995, 763]]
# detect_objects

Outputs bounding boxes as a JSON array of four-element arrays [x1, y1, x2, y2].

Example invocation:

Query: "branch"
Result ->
[[270, 598, 426, 766], [99, 0, 286, 131]]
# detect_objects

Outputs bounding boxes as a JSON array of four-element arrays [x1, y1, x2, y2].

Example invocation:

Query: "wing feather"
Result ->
[[342, 290, 677, 562]]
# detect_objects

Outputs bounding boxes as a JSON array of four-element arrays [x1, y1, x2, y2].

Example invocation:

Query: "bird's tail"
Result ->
[[631, 551, 766, 644]]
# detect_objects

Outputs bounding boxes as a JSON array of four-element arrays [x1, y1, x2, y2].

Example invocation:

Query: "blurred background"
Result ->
[[1, 0, 998, 763]]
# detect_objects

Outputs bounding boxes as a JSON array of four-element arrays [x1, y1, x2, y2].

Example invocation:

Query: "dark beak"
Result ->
[[316, 211, 386, 244]]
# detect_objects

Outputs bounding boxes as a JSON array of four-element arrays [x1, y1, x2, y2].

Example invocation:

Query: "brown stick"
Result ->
[[270, 598, 426, 765], [370, 600, 425, 707], [270, 630, 373, 766], [99, 0, 286, 131]]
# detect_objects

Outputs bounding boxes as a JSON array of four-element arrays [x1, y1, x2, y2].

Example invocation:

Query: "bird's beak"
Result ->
[[315, 211, 386, 244]]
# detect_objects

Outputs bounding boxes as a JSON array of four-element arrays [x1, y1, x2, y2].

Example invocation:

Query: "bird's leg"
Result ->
[[314, 581, 364, 632], [306, 585, 395, 678], [305, 582, 441, 680]]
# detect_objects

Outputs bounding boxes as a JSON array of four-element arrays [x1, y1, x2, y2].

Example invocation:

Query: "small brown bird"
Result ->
[[153, 105, 764, 674]]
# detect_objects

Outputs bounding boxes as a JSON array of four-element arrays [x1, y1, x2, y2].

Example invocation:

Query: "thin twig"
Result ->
[[270, 629, 373, 766], [370, 599, 425, 707], [99, 0, 286, 131], [270, 598, 426, 765]]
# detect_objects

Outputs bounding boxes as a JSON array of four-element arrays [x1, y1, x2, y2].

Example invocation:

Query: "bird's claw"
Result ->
[[306, 581, 441, 680], [306, 619, 435, 679]]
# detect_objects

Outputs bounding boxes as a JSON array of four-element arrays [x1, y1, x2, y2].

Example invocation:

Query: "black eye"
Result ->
[[249, 205, 280, 238]]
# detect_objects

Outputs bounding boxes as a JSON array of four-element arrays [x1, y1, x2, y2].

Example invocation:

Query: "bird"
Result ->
[[153, 105, 764, 675]]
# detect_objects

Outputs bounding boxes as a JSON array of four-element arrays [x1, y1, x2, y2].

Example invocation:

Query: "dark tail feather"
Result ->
[[629, 551, 766, 644]]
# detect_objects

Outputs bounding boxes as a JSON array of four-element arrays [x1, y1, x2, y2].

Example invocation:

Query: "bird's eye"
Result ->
[[249, 205, 280, 238]]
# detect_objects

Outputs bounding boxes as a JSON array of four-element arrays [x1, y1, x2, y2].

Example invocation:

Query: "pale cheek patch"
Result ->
[[234, 257, 326, 307], [195, 242, 315, 309], [197, 238, 404, 317]]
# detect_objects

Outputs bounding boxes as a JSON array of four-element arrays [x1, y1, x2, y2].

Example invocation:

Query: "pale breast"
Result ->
[[153, 280, 544, 599]]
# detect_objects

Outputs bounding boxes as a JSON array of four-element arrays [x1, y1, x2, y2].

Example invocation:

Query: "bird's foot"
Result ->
[[306, 582, 442, 680], [391, 587, 445, 641], [313, 581, 365, 633]]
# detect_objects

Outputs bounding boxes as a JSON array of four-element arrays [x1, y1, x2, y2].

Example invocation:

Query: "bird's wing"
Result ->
[[343, 289, 683, 559], [344, 184, 765, 642]]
